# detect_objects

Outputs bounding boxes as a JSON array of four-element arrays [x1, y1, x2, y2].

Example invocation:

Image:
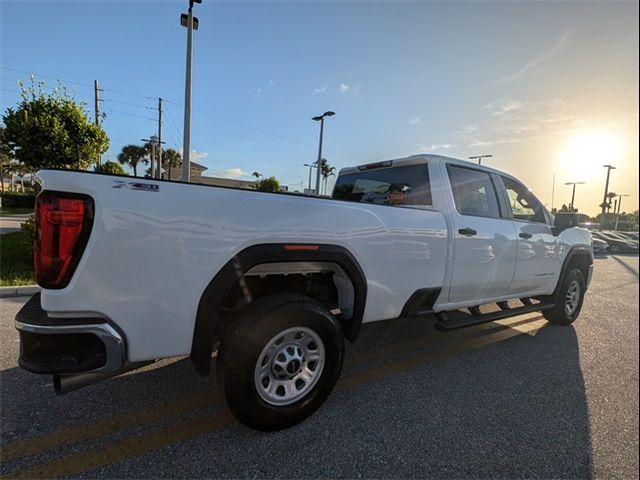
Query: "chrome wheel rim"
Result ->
[[254, 326, 325, 406], [565, 280, 581, 316]]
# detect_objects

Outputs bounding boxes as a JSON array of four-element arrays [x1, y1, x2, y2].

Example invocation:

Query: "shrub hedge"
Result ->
[[0, 192, 36, 209]]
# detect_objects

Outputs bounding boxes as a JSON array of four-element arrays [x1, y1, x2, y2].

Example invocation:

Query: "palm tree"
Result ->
[[325, 166, 336, 195], [162, 148, 182, 180], [252, 171, 262, 179], [606, 192, 617, 212], [319, 159, 335, 195], [117, 145, 148, 177]]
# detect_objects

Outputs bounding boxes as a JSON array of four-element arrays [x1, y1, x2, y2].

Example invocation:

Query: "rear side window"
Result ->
[[447, 165, 501, 218], [501, 176, 547, 223], [332, 164, 431, 206]]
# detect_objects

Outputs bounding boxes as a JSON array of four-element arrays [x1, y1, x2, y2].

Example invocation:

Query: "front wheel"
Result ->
[[216, 293, 344, 431], [543, 268, 586, 325]]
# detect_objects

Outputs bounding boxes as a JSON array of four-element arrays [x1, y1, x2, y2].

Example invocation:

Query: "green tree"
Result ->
[[117, 145, 148, 177], [252, 171, 262, 179], [0, 127, 13, 193], [255, 176, 280, 192], [162, 148, 182, 180], [95, 160, 127, 176], [2, 78, 109, 171]]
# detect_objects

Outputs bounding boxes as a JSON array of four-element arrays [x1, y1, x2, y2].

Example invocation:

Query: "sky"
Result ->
[[1, 0, 638, 216]]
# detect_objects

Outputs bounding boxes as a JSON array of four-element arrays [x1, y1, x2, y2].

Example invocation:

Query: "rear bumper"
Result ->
[[15, 293, 126, 374]]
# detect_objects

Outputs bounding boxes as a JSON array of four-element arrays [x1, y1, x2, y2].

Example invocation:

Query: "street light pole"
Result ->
[[599, 164, 616, 230], [312, 111, 335, 196], [303, 163, 317, 191], [565, 181, 585, 212], [614, 194, 630, 230], [469, 154, 493, 165], [180, 0, 201, 182]]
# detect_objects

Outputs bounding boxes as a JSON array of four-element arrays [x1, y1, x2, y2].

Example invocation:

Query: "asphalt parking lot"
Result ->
[[1, 255, 638, 479]]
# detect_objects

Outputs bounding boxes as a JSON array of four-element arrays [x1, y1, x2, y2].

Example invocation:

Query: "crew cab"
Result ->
[[16, 154, 593, 430]]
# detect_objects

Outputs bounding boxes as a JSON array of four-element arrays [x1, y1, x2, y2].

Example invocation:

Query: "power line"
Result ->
[[104, 109, 157, 122], [2, 66, 357, 162], [0, 66, 93, 88]]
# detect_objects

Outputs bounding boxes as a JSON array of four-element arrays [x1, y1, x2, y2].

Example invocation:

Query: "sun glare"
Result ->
[[560, 131, 622, 180]]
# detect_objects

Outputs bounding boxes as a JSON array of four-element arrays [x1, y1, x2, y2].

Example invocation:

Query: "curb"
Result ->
[[0, 285, 40, 298]]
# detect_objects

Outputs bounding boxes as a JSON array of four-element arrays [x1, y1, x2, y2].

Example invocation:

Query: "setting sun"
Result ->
[[560, 131, 623, 180]]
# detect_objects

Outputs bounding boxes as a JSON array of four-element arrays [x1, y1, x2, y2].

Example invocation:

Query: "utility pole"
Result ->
[[469, 154, 492, 165], [312, 111, 335, 196], [180, 0, 201, 183], [599, 164, 616, 230], [157, 98, 163, 179], [142, 136, 156, 178], [551, 174, 556, 211], [94, 80, 103, 166], [141, 135, 165, 178]]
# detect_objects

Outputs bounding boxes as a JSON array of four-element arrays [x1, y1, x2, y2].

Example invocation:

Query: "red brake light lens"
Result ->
[[35, 191, 94, 289]]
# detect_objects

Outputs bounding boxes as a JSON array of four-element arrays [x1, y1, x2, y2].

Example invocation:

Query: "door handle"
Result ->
[[519, 232, 533, 239], [458, 227, 477, 236]]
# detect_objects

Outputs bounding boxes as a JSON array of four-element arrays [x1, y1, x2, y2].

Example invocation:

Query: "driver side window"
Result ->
[[502, 176, 547, 223]]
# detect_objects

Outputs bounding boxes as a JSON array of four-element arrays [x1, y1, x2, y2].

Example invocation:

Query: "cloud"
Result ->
[[179, 149, 208, 163], [418, 143, 453, 152], [314, 86, 327, 94], [339, 83, 350, 94], [205, 167, 249, 179], [497, 31, 571, 84], [409, 116, 423, 126], [484, 99, 524, 116], [254, 80, 275, 99]]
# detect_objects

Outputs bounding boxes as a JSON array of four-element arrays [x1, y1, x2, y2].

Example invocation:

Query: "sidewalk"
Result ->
[[0, 214, 30, 234], [0, 285, 39, 298]]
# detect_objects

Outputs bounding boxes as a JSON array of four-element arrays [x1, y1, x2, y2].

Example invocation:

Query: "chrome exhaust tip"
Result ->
[[53, 361, 154, 395]]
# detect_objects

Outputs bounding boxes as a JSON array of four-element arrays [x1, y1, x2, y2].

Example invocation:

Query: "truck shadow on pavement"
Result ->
[[1, 316, 592, 479]]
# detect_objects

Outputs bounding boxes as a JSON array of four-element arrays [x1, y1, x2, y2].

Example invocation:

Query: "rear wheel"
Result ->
[[543, 268, 585, 325], [216, 293, 344, 431]]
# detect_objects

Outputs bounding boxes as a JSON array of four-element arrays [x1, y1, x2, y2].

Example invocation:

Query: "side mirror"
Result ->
[[553, 212, 579, 236]]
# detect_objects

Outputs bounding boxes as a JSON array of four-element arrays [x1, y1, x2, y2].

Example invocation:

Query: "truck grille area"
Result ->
[[19, 331, 107, 374]]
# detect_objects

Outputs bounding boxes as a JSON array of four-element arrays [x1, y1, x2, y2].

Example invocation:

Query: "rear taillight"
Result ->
[[35, 191, 94, 289]]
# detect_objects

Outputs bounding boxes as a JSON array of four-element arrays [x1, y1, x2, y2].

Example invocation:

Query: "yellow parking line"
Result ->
[[5, 409, 236, 480], [2, 317, 548, 479], [2, 315, 541, 465], [0, 391, 222, 463], [350, 313, 543, 367]]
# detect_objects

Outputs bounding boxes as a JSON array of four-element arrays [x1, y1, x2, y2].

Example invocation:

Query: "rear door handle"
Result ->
[[458, 227, 477, 236], [519, 232, 533, 239]]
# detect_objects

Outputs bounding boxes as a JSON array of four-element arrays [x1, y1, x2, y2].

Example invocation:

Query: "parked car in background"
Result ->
[[592, 237, 609, 256], [592, 231, 639, 254], [604, 231, 639, 248], [614, 231, 639, 242]]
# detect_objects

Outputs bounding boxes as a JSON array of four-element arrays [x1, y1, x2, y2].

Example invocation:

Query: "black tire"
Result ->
[[543, 268, 585, 325], [216, 293, 344, 431]]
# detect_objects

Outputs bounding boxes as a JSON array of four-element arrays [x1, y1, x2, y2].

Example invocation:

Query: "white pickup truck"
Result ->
[[16, 154, 593, 430]]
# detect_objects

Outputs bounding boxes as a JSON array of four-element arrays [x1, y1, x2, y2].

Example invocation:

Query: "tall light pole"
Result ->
[[565, 181, 585, 212], [303, 163, 317, 191], [599, 164, 616, 230], [312, 111, 335, 196], [614, 194, 630, 230], [469, 154, 493, 165], [180, 0, 201, 182]]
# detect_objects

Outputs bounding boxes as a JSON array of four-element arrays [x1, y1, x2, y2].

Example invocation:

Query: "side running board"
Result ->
[[435, 300, 554, 331]]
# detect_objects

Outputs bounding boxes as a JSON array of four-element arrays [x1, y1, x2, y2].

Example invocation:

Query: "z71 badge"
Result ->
[[112, 180, 159, 192]]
